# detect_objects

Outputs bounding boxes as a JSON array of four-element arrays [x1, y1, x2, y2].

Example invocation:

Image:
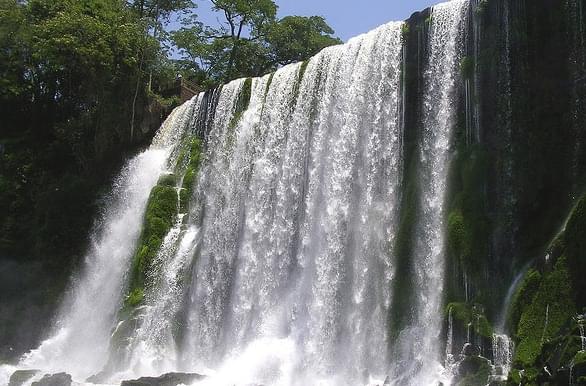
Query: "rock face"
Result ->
[[8, 370, 39, 386], [120, 372, 205, 386], [30, 372, 72, 386]]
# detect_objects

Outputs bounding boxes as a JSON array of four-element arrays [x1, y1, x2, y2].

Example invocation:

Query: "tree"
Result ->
[[265, 16, 342, 66], [171, 0, 341, 85]]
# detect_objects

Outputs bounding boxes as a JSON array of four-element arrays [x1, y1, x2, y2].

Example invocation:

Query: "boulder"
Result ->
[[8, 370, 39, 386], [120, 372, 204, 386], [454, 356, 491, 386], [31, 373, 72, 386]]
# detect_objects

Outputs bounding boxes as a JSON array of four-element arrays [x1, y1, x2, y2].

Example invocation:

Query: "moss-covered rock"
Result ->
[[508, 268, 542, 332], [514, 257, 576, 367], [157, 173, 176, 187], [455, 355, 491, 386], [564, 195, 586, 309], [179, 138, 202, 213], [228, 78, 253, 130], [447, 302, 494, 339], [125, 182, 178, 308]]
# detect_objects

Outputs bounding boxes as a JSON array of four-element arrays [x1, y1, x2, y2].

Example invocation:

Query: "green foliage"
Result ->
[[0, 0, 185, 261], [171, 0, 340, 84], [514, 257, 576, 366], [265, 16, 341, 66]]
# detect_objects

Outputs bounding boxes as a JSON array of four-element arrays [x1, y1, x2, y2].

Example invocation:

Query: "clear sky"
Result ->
[[190, 0, 441, 42]]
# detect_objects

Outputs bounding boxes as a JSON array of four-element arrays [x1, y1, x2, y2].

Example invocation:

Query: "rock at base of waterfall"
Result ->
[[461, 342, 481, 357], [120, 372, 205, 386], [454, 356, 491, 386], [30, 372, 72, 386], [8, 370, 40, 386]]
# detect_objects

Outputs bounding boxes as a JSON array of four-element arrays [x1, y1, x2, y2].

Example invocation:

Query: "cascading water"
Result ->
[[183, 19, 405, 385], [5, 2, 473, 385], [11, 98, 199, 383], [491, 334, 514, 381], [392, 1, 469, 384]]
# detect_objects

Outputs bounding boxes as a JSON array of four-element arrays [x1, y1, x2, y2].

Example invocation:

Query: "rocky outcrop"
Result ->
[[30, 373, 72, 386], [120, 372, 204, 386], [8, 370, 39, 386]]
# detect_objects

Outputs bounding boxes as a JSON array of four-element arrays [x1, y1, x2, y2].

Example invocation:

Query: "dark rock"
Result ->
[[8, 370, 40, 386], [120, 372, 205, 386], [86, 370, 109, 384], [455, 356, 491, 386], [31, 373, 72, 386], [461, 343, 481, 357]]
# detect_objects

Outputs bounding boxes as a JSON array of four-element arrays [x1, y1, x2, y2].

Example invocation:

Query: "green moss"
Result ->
[[299, 60, 309, 83], [514, 257, 576, 366], [401, 23, 410, 40], [264, 72, 275, 99], [445, 145, 490, 301], [446, 302, 494, 338], [179, 138, 202, 213], [228, 78, 253, 130], [125, 182, 178, 307], [157, 173, 176, 187], [564, 195, 586, 308], [126, 287, 144, 308], [509, 369, 522, 384], [291, 60, 310, 103], [508, 268, 542, 331], [388, 154, 420, 337], [447, 210, 470, 267], [461, 56, 475, 80], [574, 351, 586, 365]]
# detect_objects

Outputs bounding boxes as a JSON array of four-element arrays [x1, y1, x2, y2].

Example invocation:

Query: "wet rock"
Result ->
[[461, 342, 481, 357], [454, 356, 491, 386], [31, 372, 72, 386], [8, 370, 39, 386], [120, 372, 205, 386]]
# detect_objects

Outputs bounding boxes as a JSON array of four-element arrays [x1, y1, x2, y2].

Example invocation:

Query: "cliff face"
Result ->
[[400, 0, 586, 383]]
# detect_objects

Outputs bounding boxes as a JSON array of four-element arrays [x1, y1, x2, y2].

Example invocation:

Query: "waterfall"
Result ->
[[445, 306, 454, 370], [392, 1, 469, 384], [8, 2, 473, 385], [182, 20, 405, 385], [491, 334, 514, 381], [16, 97, 201, 380]]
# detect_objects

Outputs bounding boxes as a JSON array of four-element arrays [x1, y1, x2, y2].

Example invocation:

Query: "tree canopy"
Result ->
[[171, 0, 341, 85]]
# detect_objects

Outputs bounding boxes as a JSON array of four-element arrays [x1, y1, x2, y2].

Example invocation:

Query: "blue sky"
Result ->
[[188, 0, 440, 42]]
